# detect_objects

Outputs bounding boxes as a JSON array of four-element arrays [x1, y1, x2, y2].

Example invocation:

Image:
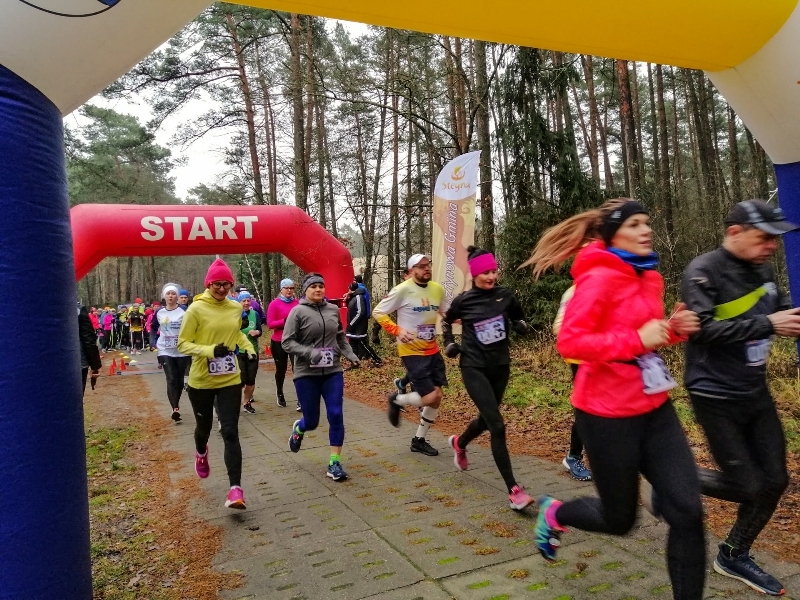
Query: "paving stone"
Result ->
[[374, 501, 589, 579], [441, 536, 673, 599], [216, 530, 424, 600]]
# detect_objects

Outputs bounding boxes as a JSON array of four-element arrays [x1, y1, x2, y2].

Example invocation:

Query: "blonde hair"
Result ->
[[520, 198, 632, 279]]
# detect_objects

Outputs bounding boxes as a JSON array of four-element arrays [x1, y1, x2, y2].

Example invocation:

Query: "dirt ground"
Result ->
[[85, 355, 241, 599]]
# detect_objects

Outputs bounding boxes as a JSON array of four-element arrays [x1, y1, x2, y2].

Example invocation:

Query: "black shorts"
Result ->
[[237, 354, 259, 386], [401, 353, 447, 397]]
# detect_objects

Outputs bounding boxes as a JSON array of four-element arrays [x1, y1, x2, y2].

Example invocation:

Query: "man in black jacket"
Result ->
[[346, 282, 382, 367], [682, 200, 800, 596]]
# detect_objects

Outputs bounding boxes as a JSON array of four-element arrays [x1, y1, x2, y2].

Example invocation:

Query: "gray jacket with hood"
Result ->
[[282, 298, 360, 379]]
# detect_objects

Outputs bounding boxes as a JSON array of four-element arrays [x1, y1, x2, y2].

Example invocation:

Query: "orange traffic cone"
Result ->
[[109, 359, 117, 376], [119, 358, 126, 371]]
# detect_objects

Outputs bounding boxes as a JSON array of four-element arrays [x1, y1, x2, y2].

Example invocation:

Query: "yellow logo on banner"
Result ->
[[451, 166, 465, 181]]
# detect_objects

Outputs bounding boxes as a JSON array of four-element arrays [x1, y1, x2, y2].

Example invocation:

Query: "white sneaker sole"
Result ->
[[509, 496, 534, 511], [326, 472, 347, 481], [713, 559, 785, 596], [448, 435, 468, 471]]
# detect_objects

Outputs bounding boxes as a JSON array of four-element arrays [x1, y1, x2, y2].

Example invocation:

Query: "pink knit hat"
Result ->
[[204, 258, 235, 287]]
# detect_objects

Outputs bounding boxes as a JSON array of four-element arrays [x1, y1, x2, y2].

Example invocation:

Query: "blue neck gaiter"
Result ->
[[607, 247, 659, 271]]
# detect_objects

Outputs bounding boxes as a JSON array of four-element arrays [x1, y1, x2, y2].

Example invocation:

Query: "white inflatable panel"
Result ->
[[0, 0, 211, 115], [708, 3, 800, 165]]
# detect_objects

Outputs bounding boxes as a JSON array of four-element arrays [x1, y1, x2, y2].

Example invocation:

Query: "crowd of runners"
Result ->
[[81, 197, 796, 599]]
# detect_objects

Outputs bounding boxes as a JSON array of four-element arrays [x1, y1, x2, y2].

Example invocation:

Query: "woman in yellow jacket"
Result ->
[[178, 259, 255, 509]]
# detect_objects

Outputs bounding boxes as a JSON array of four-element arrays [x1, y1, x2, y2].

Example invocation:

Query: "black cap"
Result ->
[[724, 200, 800, 235]]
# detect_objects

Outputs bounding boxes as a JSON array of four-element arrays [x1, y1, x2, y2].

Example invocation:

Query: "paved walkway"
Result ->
[[133, 355, 799, 599]]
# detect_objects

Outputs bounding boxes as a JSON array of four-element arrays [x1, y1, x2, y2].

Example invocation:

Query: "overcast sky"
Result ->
[[67, 19, 368, 201]]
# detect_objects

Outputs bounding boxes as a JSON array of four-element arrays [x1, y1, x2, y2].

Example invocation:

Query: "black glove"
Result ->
[[213, 343, 229, 358], [511, 320, 529, 335], [444, 342, 461, 358]]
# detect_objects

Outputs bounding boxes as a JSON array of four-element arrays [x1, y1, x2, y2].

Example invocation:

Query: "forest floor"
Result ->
[[342, 334, 800, 566]]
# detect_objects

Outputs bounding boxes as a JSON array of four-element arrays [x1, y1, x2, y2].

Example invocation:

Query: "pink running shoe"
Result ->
[[509, 485, 534, 510], [448, 435, 468, 471], [195, 445, 210, 479], [225, 486, 246, 509]]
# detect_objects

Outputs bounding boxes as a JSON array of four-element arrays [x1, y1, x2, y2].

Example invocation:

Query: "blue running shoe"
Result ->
[[534, 496, 562, 562], [562, 455, 592, 481], [394, 377, 407, 394], [714, 544, 785, 596], [288, 419, 304, 453], [327, 461, 348, 481]]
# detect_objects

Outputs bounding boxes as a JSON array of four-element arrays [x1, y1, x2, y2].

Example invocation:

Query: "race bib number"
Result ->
[[311, 347, 335, 368], [474, 315, 507, 345], [637, 352, 678, 395], [745, 339, 771, 367], [417, 324, 436, 341], [207, 354, 238, 376], [162, 335, 178, 349]]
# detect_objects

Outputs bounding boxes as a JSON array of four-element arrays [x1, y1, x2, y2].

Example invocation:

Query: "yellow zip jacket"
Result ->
[[178, 289, 253, 389]]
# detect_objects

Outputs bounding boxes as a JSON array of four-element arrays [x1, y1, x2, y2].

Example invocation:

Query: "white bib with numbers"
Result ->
[[473, 315, 507, 345], [745, 339, 771, 367], [311, 347, 335, 368], [416, 324, 435, 341], [637, 352, 678, 395], [162, 335, 178, 349], [207, 354, 238, 376]]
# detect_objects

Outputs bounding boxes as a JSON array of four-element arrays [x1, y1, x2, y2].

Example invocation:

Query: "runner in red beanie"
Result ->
[[204, 258, 234, 287]]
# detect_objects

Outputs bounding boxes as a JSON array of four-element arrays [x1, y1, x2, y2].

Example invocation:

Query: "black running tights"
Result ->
[[271, 339, 294, 396], [188, 384, 242, 487], [162, 356, 192, 410], [555, 401, 706, 600], [457, 365, 516, 492], [690, 392, 788, 551]]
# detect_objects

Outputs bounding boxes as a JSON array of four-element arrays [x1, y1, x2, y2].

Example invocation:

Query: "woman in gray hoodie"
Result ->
[[282, 273, 360, 481]]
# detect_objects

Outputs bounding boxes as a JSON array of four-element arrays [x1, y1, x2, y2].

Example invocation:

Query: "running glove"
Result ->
[[213, 343, 229, 357], [444, 342, 461, 358], [309, 349, 323, 364], [511, 320, 529, 335]]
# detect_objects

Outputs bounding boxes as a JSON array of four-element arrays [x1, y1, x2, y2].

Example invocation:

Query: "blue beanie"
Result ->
[[238, 291, 252, 300], [280, 278, 294, 289], [179, 289, 189, 296]]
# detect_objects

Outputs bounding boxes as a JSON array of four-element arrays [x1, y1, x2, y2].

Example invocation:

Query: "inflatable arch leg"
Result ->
[[775, 162, 800, 304], [0, 66, 92, 599]]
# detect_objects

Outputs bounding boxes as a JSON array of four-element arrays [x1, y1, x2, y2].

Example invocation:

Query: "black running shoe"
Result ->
[[387, 392, 401, 427], [276, 392, 287, 408], [411, 436, 439, 456], [296, 401, 302, 412], [713, 544, 785, 596], [171, 409, 181, 422], [243, 402, 255, 414], [394, 377, 407, 394]]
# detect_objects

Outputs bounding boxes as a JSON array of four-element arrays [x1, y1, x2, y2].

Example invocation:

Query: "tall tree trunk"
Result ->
[[616, 59, 639, 195], [289, 13, 307, 210], [303, 17, 315, 189], [669, 67, 683, 208], [727, 106, 742, 202], [655, 65, 673, 235], [629, 62, 646, 182], [646, 63, 660, 190], [315, 98, 326, 229], [474, 39, 494, 253], [116, 258, 122, 303], [580, 55, 601, 184], [124, 256, 134, 302]]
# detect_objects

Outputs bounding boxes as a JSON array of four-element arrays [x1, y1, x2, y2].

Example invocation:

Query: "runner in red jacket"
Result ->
[[523, 199, 706, 600]]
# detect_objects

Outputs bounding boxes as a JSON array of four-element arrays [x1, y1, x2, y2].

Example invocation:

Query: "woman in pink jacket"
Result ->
[[267, 278, 299, 409], [524, 199, 705, 600]]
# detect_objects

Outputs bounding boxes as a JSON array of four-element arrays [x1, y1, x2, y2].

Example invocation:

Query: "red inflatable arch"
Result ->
[[71, 204, 354, 300]]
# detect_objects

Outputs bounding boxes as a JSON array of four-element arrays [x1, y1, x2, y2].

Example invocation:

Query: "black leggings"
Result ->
[[349, 337, 381, 363], [162, 356, 192, 410], [130, 330, 143, 350], [457, 365, 516, 492], [556, 401, 706, 600], [690, 392, 788, 551], [188, 384, 242, 487], [271, 340, 294, 395], [567, 363, 584, 457]]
